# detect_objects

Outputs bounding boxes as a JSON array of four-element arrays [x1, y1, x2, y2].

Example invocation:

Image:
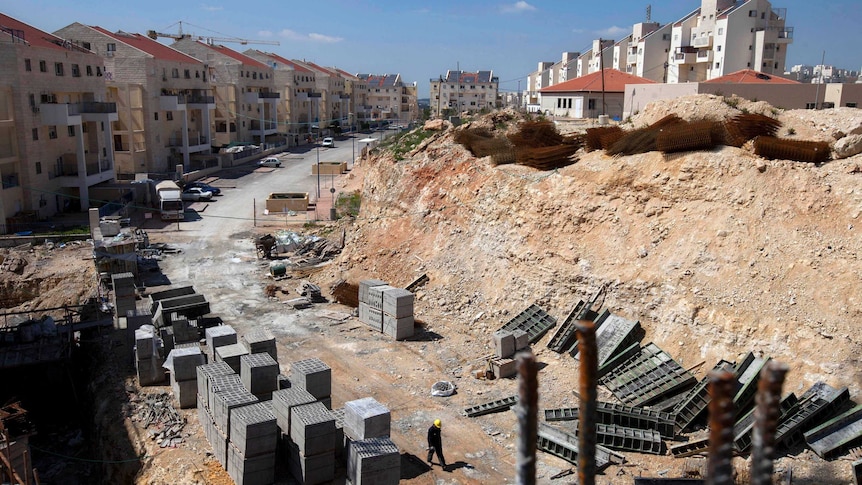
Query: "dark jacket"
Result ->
[[427, 425, 442, 449]]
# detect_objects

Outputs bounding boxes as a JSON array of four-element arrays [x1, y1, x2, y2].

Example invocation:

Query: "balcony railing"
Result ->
[[186, 95, 215, 105], [627, 53, 638, 64], [250, 121, 278, 131], [259, 92, 280, 99], [86, 159, 112, 176], [2, 174, 19, 189], [77, 102, 117, 114], [692, 36, 712, 48]]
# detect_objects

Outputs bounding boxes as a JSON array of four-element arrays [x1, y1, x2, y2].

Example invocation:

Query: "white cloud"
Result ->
[[308, 33, 343, 43], [200, 4, 223, 12], [277, 29, 343, 43], [257, 30, 274, 38], [501, 1, 536, 13], [595, 26, 628, 38]]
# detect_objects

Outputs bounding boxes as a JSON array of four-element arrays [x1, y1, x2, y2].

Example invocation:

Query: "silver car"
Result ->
[[258, 157, 282, 167]]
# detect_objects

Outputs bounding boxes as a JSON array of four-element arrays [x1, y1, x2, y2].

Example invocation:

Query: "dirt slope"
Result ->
[[334, 95, 862, 408]]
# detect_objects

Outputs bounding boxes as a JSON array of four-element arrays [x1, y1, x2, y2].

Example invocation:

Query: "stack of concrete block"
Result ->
[[152, 293, 210, 328], [357, 279, 388, 331], [343, 397, 391, 440], [382, 287, 415, 340], [135, 326, 165, 385], [491, 329, 529, 378], [207, 373, 244, 418], [242, 329, 277, 361], [228, 402, 277, 485], [240, 353, 279, 401], [197, 362, 235, 411], [112, 272, 137, 325], [171, 315, 199, 344], [287, 402, 336, 485], [213, 388, 259, 443], [331, 407, 346, 459], [148, 285, 196, 313], [124, 308, 152, 365], [167, 344, 206, 408], [290, 358, 331, 408], [347, 436, 401, 485], [215, 342, 250, 373], [205, 325, 237, 361], [272, 387, 317, 438]]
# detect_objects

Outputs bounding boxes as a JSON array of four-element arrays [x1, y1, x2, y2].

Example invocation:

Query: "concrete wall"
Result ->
[[824, 83, 862, 108], [697, 83, 822, 109], [624, 84, 700, 119]]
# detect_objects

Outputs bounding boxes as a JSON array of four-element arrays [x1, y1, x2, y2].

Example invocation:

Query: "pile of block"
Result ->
[[111, 272, 137, 326], [358, 279, 415, 340], [342, 397, 400, 485], [242, 329, 278, 361], [135, 325, 165, 385], [490, 329, 530, 378], [273, 358, 338, 484], [167, 343, 207, 408]]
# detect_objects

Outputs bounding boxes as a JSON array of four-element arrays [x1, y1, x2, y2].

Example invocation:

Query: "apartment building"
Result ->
[[1, 14, 117, 229], [357, 74, 419, 124], [529, 0, 794, 100], [429, 70, 498, 117], [334, 69, 368, 130], [54, 23, 215, 177], [302, 61, 350, 132], [244, 50, 306, 143], [667, 0, 792, 83], [170, 38, 278, 148]]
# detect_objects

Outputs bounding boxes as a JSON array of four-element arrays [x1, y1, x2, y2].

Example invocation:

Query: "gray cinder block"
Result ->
[[230, 401, 277, 458], [272, 387, 317, 435], [215, 342, 250, 373], [197, 362, 235, 409], [343, 397, 391, 440], [358, 279, 388, 304], [290, 402, 336, 456], [493, 330, 516, 359], [289, 358, 331, 400], [169, 345, 206, 381], [512, 329, 530, 351], [206, 325, 238, 352], [347, 436, 400, 485], [241, 352, 279, 397], [381, 287, 414, 317]]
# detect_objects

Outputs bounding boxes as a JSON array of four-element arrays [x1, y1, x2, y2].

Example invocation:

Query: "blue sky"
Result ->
[[4, 1, 860, 97]]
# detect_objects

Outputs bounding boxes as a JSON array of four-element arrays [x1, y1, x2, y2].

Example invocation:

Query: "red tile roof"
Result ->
[[196, 41, 269, 69], [0, 13, 89, 52], [540, 69, 655, 93], [249, 50, 312, 72], [90, 26, 202, 64], [305, 61, 337, 76], [335, 68, 359, 80], [704, 69, 800, 84]]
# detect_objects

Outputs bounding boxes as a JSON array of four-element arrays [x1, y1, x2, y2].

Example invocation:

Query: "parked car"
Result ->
[[259, 157, 282, 168], [184, 181, 221, 196], [181, 187, 213, 201], [322, 137, 334, 147]]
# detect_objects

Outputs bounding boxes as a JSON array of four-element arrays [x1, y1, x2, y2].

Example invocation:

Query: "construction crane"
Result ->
[[146, 21, 280, 46]]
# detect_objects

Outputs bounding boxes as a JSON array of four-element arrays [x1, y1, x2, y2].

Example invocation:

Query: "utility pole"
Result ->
[[436, 75, 443, 119], [813, 50, 826, 109], [599, 39, 607, 117]]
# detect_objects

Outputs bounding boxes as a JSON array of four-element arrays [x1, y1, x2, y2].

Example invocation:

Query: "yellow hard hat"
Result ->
[[434, 419, 441, 428]]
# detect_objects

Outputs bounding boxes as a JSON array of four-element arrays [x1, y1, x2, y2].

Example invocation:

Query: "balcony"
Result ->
[[53, 155, 114, 187], [692, 35, 712, 48], [249, 120, 279, 136], [186, 95, 215, 108], [674, 46, 698, 64], [40, 103, 82, 126], [244, 91, 280, 103], [160, 94, 187, 111], [696, 50, 713, 63], [627, 53, 638, 64], [78, 102, 118, 122]]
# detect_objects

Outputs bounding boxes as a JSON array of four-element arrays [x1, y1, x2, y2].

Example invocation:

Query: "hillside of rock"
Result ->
[[333, 95, 862, 402]]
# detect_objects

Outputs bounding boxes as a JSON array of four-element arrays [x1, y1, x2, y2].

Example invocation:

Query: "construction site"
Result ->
[[2, 93, 862, 484]]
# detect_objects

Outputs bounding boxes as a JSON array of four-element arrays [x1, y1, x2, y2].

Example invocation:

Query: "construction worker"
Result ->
[[427, 419, 446, 468]]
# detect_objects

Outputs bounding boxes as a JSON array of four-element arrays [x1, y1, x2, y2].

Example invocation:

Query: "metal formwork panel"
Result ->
[[601, 343, 696, 407], [776, 382, 850, 449], [597, 342, 640, 379], [669, 437, 710, 458], [733, 393, 798, 453], [804, 403, 862, 459], [464, 396, 518, 417], [498, 304, 557, 344], [732, 352, 769, 418], [546, 300, 586, 353], [536, 423, 624, 469], [582, 313, 640, 368], [546, 402, 675, 439], [595, 422, 663, 454], [673, 360, 736, 433]]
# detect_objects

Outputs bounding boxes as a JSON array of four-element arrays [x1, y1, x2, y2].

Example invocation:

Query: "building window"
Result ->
[[718, 28, 724, 35], [717, 45, 722, 52], [154, 112, 159, 121], [82, 41, 91, 50], [715, 62, 720, 69], [171, 68, 179, 78], [166, 112, 173, 121], [49, 126, 57, 139], [822, 102, 835, 109], [805, 103, 816, 109], [68, 126, 75, 137], [39, 60, 47, 72], [32, 128, 38, 141], [749, 10, 757, 17], [35, 162, 42, 175], [86, 65, 93, 76], [846, 103, 858, 108], [25, 59, 31, 71], [588, 99, 596, 110], [184, 69, 190, 79], [55, 63, 64, 76], [106, 43, 116, 55], [71, 64, 80, 77]]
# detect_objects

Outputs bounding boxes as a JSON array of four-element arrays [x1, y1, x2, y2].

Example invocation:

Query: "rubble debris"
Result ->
[[296, 280, 326, 303], [430, 381, 456, 398], [255, 234, 276, 259], [130, 391, 187, 448], [285, 297, 313, 309]]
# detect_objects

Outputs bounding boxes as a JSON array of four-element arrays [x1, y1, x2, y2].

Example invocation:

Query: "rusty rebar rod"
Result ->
[[751, 361, 789, 485], [515, 351, 539, 485], [707, 370, 736, 485], [576, 320, 598, 485]]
